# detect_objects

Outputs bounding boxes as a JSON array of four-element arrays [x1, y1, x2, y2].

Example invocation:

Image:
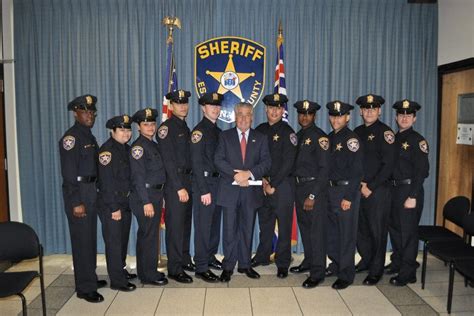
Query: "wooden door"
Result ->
[[437, 66, 474, 234], [0, 78, 9, 222]]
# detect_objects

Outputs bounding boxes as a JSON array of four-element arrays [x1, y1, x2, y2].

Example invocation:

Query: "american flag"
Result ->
[[162, 37, 178, 122], [274, 22, 288, 122]]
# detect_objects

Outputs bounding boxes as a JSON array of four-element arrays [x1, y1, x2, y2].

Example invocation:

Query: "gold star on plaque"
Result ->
[[336, 143, 343, 151], [206, 54, 255, 101], [304, 138, 311, 145], [368, 134, 375, 141], [273, 134, 280, 141], [402, 141, 410, 150]]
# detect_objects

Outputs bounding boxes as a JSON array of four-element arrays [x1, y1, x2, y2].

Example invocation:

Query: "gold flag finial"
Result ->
[[277, 20, 284, 47], [162, 16, 181, 44]]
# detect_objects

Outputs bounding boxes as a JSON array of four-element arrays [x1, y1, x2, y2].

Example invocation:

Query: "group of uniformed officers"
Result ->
[[59, 90, 429, 303]]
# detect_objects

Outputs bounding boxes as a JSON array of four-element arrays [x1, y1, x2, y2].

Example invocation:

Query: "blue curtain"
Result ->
[[14, 0, 438, 255]]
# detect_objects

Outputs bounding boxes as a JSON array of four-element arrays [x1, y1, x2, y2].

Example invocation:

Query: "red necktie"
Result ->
[[240, 132, 247, 163]]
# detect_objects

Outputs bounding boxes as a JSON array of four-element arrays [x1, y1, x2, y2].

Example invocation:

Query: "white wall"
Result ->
[[438, 0, 474, 65]]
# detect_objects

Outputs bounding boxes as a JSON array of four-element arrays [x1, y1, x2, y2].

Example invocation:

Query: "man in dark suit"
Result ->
[[214, 102, 271, 282]]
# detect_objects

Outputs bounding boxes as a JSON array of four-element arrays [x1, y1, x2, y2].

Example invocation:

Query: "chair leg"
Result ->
[[40, 275, 47, 316], [18, 293, 27, 316], [447, 262, 455, 314], [421, 242, 428, 289]]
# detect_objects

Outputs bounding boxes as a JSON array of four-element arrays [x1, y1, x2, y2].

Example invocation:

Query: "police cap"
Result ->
[[263, 93, 288, 107], [326, 100, 354, 116], [293, 100, 321, 114], [392, 99, 421, 114], [132, 108, 158, 123], [198, 92, 224, 106], [356, 94, 385, 108], [166, 89, 191, 104], [67, 95, 97, 112], [106, 115, 132, 129]]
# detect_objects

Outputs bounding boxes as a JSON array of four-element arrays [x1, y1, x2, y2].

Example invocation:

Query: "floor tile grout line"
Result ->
[[153, 287, 165, 315], [202, 288, 207, 316], [103, 290, 119, 316], [290, 286, 304, 315], [248, 287, 254, 316], [335, 289, 354, 316]]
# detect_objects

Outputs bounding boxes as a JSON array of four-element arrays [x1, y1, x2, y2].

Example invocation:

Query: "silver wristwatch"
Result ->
[[308, 194, 315, 200]]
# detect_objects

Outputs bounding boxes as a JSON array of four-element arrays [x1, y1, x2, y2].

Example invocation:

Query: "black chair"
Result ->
[[448, 258, 474, 314], [420, 196, 471, 289], [0, 221, 46, 316], [426, 213, 474, 314]]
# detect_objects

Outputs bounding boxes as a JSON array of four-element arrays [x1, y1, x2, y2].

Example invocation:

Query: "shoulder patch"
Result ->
[[191, 130, 203, 143], [384, 130, 395, 144], [289, 133, 298, 146], [158, 125, 168, 139], [131, 146, 144, 160], [347, 138, 360, 152], [419, 139, 429, 154], [62, 135, 75, 151], [99, 151, 112, 166], [318, 137, 329, 150]]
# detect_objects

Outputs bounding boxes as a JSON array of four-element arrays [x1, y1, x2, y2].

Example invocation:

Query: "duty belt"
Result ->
[[390, 179, 412, 186], [145, 183, 164, 190], [295, 176, 316, 184], [329, 180, 349, 187], [77, 176, 97, 183], [203, 171, 220, 178], [177, 168, 193, 175], [115, 191, 131, 197]]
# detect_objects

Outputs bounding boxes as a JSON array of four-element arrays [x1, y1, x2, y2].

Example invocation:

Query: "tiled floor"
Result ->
[[1, 253, 474, 315]]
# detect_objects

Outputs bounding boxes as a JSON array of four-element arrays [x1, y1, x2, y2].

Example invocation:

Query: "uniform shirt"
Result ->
[[59, 121, 98, 207], [97, 137, 131, 213], [293, 123, 330, 197], [129, 134, 166, 206], [392, 127, 429, 198], [256, 120, 297, 188], [190, 116, 221, 195], [328, 126, 364, 202], [157, 115, 192, 191], [354, 120, 395, 191]]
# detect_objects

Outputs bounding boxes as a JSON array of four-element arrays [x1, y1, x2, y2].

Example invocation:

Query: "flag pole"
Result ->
[[158, 16, 181, 271]]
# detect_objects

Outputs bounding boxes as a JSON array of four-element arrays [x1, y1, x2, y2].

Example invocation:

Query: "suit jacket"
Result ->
[[214, 127, 271, 209]]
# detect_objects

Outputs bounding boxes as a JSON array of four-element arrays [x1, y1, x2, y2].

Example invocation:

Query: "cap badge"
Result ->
[[367, 95, 374, 103], [145, 108, 152, 118], [179, 90, 185, 98], [212, 93, 218, 101], [303, 100, 309, 110], [334, 102, 341, 112], [274, 94, 280, 101], [402, 100, 410, 109], [86, 96, 93, 105], [123, 115, 129, 124]]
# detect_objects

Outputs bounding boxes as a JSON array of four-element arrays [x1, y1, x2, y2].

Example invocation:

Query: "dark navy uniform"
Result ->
[[129, 108, 168, 284], [292, 100, 330, 283], [388, 100, 429, 285], [253, 93, 297, 273], [325, 101, 363, 289], [191, 92, 223, 277], [157, 90, 193, 278], [97, 115, 134, 290], [354, 94, 395, 281], [59, 95, 100, 297]]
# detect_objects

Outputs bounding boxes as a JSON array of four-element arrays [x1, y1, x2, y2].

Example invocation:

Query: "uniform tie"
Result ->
[[240, 132, 247, 163]]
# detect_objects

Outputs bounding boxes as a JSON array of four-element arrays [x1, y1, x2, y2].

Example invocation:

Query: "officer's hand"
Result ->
[[233, 170, 250, 184], [264, 185, 276, 195], [303, 198, 314, 211], [360, 183, 372, 198], [111, 210, 122, 221], [201, 193, 212, 206], [404, 197, 417, 209], [144, 203, 155, 218], [73, 204, 86, 218], [341, 199, 352, 211], [262, 178, 269, 186], [178, 189, 189, 203], [239, 179, 250, 187]]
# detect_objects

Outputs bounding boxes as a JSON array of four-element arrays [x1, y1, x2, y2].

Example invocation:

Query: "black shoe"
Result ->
[[277, 268, 288, 279], [77, 291, 104, 303], [142, 277, 169, 286], [111, 282, 137, 292], [182, 262, 196, 272], [125, 271, 137, 280], [237, 267, 260, 279], [97, 280, 107, 289], [169, 272, 193, 284], [385, 267, 400, 275], [355, 264, 369, 273], [363, 275, 381, 286], [389, 276, 416, 286], [220, 270, 233, 282], [195, 270, 219, 283], [302, 277, 324, 289], [290, 264, 310, 274], [332, 279, 352, 290], [208, 258, 223, 270], [325, 268, 334, 277], [251, 256, 270, 268]]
